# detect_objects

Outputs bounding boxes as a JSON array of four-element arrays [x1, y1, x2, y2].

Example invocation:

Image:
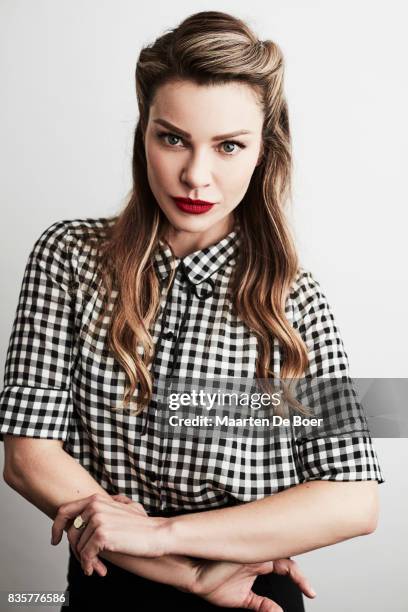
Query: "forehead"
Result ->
[[149, 79, 264, 136]]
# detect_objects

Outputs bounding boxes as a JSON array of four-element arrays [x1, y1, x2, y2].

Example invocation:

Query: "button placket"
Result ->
[[146, 248, 235, 507], [159, 263, 217, 505], [139, 272, 181, 508]]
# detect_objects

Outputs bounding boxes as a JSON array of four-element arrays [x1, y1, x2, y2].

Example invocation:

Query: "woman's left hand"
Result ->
[[51, 493, 168, 575], [192, 557, 316, 610]]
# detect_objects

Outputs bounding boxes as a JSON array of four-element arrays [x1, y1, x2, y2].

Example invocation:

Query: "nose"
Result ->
[[180, 150, 212, 193]]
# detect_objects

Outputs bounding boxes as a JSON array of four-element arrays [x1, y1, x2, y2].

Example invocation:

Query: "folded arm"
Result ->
[[160, 479, 379, 563], [2, 435, 197, 591]]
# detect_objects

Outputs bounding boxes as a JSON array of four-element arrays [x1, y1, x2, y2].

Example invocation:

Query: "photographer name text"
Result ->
[[168, 415, 323, 427]]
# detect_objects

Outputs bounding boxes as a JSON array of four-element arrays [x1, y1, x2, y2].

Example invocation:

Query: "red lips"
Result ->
[[173, 197, 215, 205], [172, 197, 215, 215]]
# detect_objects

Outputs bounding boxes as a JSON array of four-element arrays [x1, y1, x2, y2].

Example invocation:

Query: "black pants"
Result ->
[[62, 545, 305, 611]]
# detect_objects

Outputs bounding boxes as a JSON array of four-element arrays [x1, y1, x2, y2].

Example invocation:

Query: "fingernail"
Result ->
[[310, 589, 317, 597]]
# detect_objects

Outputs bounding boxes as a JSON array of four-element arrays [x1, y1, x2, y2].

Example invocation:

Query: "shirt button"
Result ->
[[148, 472, 157, 482], [162, 330, 174, 340]]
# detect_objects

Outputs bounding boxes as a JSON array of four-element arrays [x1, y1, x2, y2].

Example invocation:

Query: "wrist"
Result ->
[[152, 516, 176, 557]]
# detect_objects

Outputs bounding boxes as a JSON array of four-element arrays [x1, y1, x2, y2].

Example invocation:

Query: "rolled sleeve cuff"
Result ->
[[295, 435, 385, 484], [0, 385, 73, 442]]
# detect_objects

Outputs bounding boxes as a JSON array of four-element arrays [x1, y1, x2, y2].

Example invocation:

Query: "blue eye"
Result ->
[[156, 131, 246, 155], [221, 142, 239, 154], [158, 132, 183, 146]]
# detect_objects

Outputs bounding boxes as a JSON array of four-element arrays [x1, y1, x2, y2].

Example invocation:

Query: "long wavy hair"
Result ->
[[90, 11, 310, 416]]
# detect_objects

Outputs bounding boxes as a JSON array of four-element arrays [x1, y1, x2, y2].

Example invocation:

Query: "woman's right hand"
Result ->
[[65, 493, 145, 577], [189, 557, 316, 611]]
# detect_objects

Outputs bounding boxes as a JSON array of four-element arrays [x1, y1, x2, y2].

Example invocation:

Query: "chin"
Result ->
[[171, 217, 213, 233], [162, 207, 213, 228]]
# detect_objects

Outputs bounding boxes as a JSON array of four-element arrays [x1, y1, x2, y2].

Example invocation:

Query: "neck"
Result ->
[[165, 214, 236, 258]]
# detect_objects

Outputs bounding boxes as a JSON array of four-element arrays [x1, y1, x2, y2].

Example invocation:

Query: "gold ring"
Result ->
[[73, 515, 86, 530]]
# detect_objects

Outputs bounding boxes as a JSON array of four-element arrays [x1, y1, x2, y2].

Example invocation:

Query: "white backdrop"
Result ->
[[0, 1, 407, 610]]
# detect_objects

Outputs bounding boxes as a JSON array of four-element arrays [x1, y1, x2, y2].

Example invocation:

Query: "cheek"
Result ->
[[222, 157, 258, 197], [147, 147, 179, 189]]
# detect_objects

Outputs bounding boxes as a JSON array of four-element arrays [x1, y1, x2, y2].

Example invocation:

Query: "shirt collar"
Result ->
[[154, 220, 241, 286]]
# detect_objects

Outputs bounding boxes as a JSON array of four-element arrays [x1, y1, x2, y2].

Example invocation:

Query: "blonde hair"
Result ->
[[91, 11, 310, 416]]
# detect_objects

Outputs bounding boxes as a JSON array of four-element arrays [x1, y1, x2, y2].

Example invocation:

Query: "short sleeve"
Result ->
[[0, 220, 76, 442], [290, 269, 385, 484]]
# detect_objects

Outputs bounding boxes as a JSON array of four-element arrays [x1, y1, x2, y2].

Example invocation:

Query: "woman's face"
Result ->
[[144, 79, 264, 242]]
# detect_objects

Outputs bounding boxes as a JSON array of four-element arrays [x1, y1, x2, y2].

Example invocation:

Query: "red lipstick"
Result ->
[[172, 197, 215, 215]]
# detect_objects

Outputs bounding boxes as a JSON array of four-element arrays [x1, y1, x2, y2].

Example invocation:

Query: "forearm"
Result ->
[[163, 480, 379, 563], [5, 445, 110, 520], [99, 549, 196, 590], [4, 446, 196, 590]]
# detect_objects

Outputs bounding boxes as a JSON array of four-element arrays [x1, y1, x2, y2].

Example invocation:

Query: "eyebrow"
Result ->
[[152, 118, 253, 141]]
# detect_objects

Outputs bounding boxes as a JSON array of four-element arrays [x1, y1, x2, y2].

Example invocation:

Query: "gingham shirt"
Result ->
[[0, 218, 384, 516]]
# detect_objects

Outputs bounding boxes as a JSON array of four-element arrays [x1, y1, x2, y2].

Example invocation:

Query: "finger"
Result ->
[[51, 494, 98, 545], [111, 494, 133, 504], [72, 529, 103, 578], [90, 557, 108, 577], [245, 591, 283, 612], [67, 525, 84, 563], [248, 561, 274, 576], [76, 519, 98, 557], [68, 527, 107, 577], [80, 529, 107, 576], [273, 559, 316, 599], [125, 503, 148, 517], [130, 502, 148, 516], [111, 495, 148, 516]]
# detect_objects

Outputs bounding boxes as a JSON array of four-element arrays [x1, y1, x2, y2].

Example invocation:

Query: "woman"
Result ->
[[0, 10, 384, 611]]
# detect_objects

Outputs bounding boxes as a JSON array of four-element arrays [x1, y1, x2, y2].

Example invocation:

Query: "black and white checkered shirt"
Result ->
[[0, 218, 384, 516]]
